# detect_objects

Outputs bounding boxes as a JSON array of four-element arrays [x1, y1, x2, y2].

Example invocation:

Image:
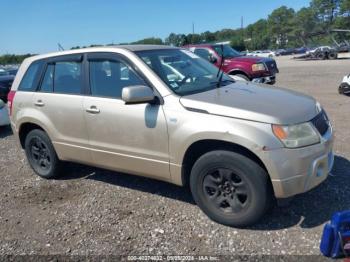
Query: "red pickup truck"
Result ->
[[184, 44, 279, 85]]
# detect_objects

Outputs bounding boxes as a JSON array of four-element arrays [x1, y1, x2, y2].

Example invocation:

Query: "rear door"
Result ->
[[82, 52, 170, 181], [32, 54, 92, 163]]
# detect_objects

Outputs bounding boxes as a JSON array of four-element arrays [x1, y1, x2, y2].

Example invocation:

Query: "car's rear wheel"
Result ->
[[190, 150, 271, 227], [24, 129, 61, 179]]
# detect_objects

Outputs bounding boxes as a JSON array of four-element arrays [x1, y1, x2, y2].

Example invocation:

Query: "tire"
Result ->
[[190, 150, 271, 227], [339, 83, 350, 96], [232, 74, 250, 81], [316, 52, 326, 60], [24, 129, 62, 179], [328, 52, 337, 60]]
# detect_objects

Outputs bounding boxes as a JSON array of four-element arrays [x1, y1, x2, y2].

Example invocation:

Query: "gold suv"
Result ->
[[9, 45, 334, 227]]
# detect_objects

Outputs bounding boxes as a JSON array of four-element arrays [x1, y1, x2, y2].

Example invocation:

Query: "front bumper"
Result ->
[[263, 126, 334, 199], [252, 75, 276, 85]]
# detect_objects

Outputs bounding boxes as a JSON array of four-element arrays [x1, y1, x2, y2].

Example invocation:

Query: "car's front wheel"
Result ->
[[190, 150, 271, 227], [24, 129, 62, 179], [232, 74, 250, 82]]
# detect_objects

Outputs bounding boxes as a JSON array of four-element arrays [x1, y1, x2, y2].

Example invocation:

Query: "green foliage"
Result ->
[[131, 37, 164, 45], [3, 0, 350, 62], [267, 6, 296, 48], [0, 54, 33, 65]]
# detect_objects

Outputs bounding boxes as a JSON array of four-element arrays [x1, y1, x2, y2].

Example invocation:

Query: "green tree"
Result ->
[[245, 19, 271, 50], [132, 37, 164, 45], [311, 0, 341, 30], [268, 6, 296, 48], [293, 7, 319, 46]]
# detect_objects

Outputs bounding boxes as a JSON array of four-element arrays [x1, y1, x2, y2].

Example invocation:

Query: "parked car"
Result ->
[[185, 44, 279, 84], [0, 99, 10, 126], [246, 50, 275, 58], [0, 69, 9, 76], [9, 45, 333, 227], [293, 47, 308, 54], [0, 75, 15, 103], [6, 68, 18, 76], [276, 48, 295, 56], [306, 46, 338, 60], [339, 74, 350, 95]]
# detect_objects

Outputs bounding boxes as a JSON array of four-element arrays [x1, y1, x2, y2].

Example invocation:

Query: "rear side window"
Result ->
[[54, 62, 82, 94], [40, 64, 54, 93], [38, 61, 82, 94], [18, 61, 42, 91]]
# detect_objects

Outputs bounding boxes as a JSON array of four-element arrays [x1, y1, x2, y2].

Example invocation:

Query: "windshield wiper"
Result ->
[[210, 79, 235, 87], [216, 44, 225, 88]]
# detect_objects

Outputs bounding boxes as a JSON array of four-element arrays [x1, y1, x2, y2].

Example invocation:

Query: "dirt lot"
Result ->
[[0, 56, 349, 258]]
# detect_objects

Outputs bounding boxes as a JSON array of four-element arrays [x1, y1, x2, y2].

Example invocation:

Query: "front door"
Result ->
[[83, 53, 170, 181]]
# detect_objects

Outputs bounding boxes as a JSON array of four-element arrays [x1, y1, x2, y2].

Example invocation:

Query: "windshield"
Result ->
[[212, 44, 241, 58], [136, 49, 234, 96]]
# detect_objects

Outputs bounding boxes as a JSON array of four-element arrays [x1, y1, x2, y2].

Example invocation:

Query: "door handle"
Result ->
[[86, 106, 100, 114], [34, 100, 45, 107]]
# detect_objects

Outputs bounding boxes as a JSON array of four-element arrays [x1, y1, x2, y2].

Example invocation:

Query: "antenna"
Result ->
[[57, 43, 64, 51]]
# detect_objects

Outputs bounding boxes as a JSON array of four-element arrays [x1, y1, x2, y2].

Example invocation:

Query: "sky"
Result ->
[[1, 0, 309, 55]]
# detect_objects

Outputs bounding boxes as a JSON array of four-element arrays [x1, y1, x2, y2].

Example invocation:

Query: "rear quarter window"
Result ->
[[18, 61, 43, 91]]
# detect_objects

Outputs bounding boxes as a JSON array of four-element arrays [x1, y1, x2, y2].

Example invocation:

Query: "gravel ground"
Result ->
[[0, 56, 349, 259]]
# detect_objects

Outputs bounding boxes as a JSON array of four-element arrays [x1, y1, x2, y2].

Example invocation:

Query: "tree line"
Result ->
[[162, 0, 350, 51], [1, 0, 350, 64], [0, 54, 32, 65]]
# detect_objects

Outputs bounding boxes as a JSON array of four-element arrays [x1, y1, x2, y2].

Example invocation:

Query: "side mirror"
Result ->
[[209, 55, 217, 64], [122, 85, 155, 104], [0, 99, 4, 109]]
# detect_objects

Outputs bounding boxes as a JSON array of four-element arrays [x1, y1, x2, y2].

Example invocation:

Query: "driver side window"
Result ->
[[89, 59, 146, 99]]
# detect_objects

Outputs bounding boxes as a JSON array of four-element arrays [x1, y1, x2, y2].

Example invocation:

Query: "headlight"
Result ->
[[272, 122, 320, 148], [252, 63, 266, 71]]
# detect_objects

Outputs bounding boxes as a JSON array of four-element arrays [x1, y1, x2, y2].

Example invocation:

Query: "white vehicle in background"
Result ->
[[339, 74, 350, 95], [247, 50, 275, 58], [0, 99, 10, 126]]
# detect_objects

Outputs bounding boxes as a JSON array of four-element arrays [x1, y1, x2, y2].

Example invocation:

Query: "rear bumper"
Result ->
[[263, 126, 334, 199]]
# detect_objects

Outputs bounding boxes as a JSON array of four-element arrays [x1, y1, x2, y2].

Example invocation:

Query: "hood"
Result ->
[[179, 82, 318, 125], [227, 56, 272, 64]]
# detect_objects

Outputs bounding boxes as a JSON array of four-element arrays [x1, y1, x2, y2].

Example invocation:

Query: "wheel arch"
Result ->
[[227, 69, 251, 79], [18, 122, 46, 149], [181, 139, 270, 188]]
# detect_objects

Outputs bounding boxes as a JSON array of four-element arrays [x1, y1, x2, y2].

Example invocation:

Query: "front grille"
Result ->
[[265, 60, 279, 74], [311, 111, 329, 136]]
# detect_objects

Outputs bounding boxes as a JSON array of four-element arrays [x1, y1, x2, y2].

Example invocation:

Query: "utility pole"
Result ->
[[192, 22, 195, 34]]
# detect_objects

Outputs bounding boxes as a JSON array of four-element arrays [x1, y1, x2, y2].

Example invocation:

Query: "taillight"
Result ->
[[7, 91, 16, 116]]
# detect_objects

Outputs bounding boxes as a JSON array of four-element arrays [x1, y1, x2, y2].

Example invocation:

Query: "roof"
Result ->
[[24, 45, 179, 64], [117, 44, 178, 51]]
